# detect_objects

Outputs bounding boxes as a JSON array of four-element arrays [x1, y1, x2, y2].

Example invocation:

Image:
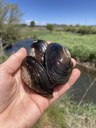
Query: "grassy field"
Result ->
[[20, 28, 96, 128], [1, 28, 96, 128], [33, 94, 96, 128], [21, 28, 96, 62]]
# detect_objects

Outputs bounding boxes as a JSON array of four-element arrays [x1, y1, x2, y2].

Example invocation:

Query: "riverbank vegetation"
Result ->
[[33, 94, 96, 128], [19, 26, 96, 127], [20, 27, 96, 66], [0, 1, 96, 127], [0, 0, 22, 49], [0, 0, 22, 62]]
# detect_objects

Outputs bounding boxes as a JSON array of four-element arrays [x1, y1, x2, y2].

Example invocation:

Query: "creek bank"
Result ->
[[3, 37, 96, 75], [77, 61, 96, 76]]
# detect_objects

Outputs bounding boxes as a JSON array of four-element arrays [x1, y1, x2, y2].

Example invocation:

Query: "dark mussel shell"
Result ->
[[21, 40, 73, 98], [45, 43, 73, 86], [21, 56, 53, 98], [29, 40, 48, 65]]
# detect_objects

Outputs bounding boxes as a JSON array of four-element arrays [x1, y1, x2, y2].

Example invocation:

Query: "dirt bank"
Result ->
[[77, 61, 96, 76]]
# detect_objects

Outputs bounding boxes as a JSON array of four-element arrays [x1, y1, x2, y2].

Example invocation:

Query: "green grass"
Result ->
[[20, 28, 96, 128], [21, 28, 96, 62], [0, 28, 95, 128], [0, 55, 8, 63], [33, 94, 96, 128]]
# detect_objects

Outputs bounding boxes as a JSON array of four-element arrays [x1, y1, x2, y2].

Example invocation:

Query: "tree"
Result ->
[[8, 3, 22, 24], [30, 21, 35, 27], [0, 0, 10, 27], [46, 24, 54, 32], [0, 0, 22, 48], [0, 0, 22, 26]]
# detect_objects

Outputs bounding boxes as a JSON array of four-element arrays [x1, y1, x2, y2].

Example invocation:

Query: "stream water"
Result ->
[[5, 39, 96, 104]]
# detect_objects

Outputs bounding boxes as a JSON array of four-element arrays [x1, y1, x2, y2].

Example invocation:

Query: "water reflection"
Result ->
[[5, 39, 33, 55], [71, 66, 96, 104]]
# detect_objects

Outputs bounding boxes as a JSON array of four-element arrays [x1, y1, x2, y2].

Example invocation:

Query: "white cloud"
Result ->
[[25, 19, 32, 25], [35, 21, 47, 26]]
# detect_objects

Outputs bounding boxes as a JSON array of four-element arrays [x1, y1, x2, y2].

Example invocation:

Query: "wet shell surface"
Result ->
[[21, 40, 73, 98]]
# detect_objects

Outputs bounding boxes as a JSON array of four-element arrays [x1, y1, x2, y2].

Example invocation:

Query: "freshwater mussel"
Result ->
[[21, 40, 73, 98]]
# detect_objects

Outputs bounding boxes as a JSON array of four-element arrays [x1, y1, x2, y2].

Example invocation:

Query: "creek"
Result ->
[[4, 39, 96, 104]]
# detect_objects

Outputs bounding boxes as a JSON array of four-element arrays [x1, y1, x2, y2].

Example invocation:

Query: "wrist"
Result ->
[[0, 115, 16, 128]]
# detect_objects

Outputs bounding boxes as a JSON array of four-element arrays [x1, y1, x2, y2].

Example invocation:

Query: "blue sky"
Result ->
[[5, 0, 96, 25]]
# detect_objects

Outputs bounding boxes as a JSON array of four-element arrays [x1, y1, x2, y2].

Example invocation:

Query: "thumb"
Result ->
[[2, 48, 27, 74]]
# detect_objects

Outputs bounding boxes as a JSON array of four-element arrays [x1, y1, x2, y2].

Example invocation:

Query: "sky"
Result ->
[[5, 0, 96, 25]]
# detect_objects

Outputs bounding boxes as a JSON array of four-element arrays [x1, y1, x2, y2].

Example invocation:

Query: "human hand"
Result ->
[[0, 48, 80, 128]]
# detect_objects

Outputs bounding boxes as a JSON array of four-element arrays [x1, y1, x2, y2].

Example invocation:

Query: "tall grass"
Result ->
[[33, 94, 96, 128], [0, 55, 7, 63], [0, 28, 95, 128], [0, 49, 7, 64], [21, 29, 96, 62], [20, 28, 96, 128]]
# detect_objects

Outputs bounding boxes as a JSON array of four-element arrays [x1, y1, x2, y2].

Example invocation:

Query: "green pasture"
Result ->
[[21, 29, 96, 62], [21, 29, 96, 127], [0, 28, 96, 128]]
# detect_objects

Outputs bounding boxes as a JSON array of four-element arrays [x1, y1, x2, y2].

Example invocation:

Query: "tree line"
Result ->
[[0, 0, 96, 49], [24, 20, 96, 34]]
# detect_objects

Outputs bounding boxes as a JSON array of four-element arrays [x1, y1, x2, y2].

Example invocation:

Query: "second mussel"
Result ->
[[21, 40, 73, 98]]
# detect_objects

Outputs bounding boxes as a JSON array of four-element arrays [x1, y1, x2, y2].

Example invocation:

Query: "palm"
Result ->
[[0, 67, 47, 127], [0, 48, 80, 128]]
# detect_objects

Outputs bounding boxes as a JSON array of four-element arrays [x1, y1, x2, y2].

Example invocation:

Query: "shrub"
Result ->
[[46, 24, 54, 32], [63, 25, 96, 35], [30, 21, 35, 27], [0, 25, 20, 48], [71, 45, 90, 62], [0, 55, 7, 64]]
